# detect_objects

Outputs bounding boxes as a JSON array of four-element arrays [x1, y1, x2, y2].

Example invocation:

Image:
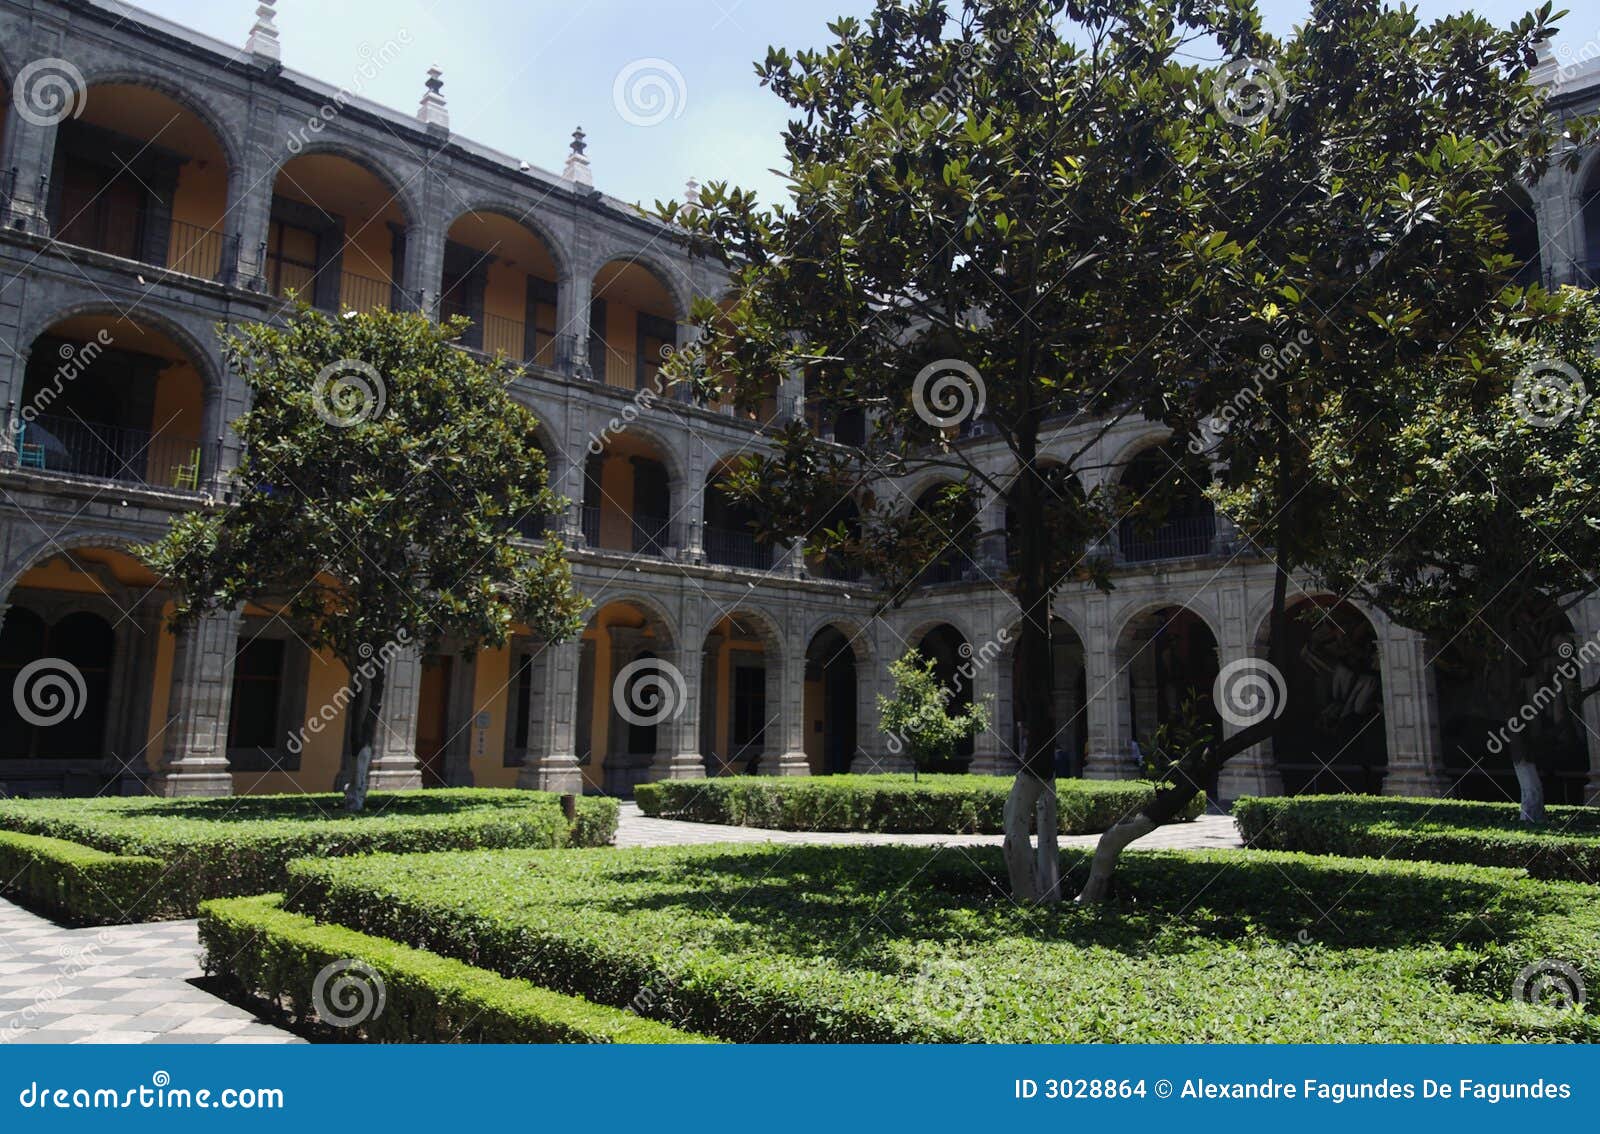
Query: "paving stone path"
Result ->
[[1, 808, 1241, 1043]]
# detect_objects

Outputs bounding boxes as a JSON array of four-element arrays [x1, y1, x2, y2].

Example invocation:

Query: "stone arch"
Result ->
[[699, 604, 790, 775], [72, 65, 247, 176], [804, 620, 869, 774], [442, 199, 573, 284], [265, 138, 422, 228], [590, 248, 692, 322], [1, 532, 144, 603], [1111, 599, 1224, 792], [1106, 425, 1175, 474], [17, 301, 225, 395]]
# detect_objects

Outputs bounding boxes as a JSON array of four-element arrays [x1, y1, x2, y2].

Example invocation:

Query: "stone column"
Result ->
[[1214, 584, 1283, 800], [1378, 622, 1449, 797], [650, 603, 708, 781], [965, 627, 1013, 776], [555, 259, 594, 380], [227, 102, 288, 287], [1081, 596, 1135, 779], [103, 596, 165, 793], [369, 645, 424, 789], [769, 617, 810, 775], [152, 609, 242, 797], [517, 638, 584, 793]]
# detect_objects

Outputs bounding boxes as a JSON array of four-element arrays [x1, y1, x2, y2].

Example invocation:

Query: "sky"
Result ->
[[128, 0, 1600, 208]]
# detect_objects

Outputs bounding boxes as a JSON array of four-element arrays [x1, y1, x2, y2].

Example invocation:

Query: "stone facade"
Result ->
[[0, 0, 1597, 804]]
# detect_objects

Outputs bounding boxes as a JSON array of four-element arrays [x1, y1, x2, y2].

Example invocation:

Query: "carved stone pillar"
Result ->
[[1082, 596, 1135, 779], [517, 638, 585, 793], [152, 609, 241, 797], [1378, 623, 1448, 797], [369, 645, 424, 790]]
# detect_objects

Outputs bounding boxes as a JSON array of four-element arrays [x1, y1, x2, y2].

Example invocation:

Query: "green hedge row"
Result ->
[[1234, 795, 1600, 882], [198, 894, 711, 1044], [0, 831, 170, 925], [283, 843, 1598, 1043], [0, 789, 618, 921], [633, 774, 1203, 833]]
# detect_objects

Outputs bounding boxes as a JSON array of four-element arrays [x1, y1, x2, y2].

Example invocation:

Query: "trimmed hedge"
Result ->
[[0, 831, 168, 925], [633, 774, 1203, 833], [199, 894, 712, 1044], [0, 788, 617, 921], [1234, 795, 1600, 882], [282, 842, 1599, 1043]]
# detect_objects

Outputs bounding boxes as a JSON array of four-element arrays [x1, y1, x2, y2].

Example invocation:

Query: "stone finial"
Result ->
[[1531, 37, 1560, 87], [418, 64, 449, 129], [563, 126, 594, 187], [683, 177, 701, 216], [246, 0, 281, 62]]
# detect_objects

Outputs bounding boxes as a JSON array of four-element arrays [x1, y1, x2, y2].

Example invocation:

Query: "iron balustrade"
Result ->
[[16, 412, 205, 491], [632, 514, 671, 556], [580, 505, 602, 547], [1116, 513, 1218, 563], [704, 525, 774, 570]]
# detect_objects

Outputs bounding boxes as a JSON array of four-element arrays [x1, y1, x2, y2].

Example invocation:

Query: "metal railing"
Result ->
[[15, 413, 205, 491], [704, 525, 773, 570], [339, 270, 392, 314], [268, 258, 317, 303], [580, 505, 602, 547], [917, 557, 965, 586], [631, 513, 671, 556], [1117, 513, 1217, 563], [164, 219, 227, 281]]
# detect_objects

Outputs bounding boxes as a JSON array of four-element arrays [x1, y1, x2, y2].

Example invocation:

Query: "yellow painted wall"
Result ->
[[600, 300, 639, 389], [467, 645, 517, 788], [147, 361, 205, 447], [804, 674, 824, 774]]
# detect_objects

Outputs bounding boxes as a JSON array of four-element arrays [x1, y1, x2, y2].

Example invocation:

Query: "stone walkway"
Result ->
[[0, 810, 1240, 1043], [0, 900, 300, 1045], [613, 803, 1244, 851]]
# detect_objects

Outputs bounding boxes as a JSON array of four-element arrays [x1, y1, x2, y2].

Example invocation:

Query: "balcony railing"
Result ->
[[632, 514, 671, 556], [15, 413, 205, 491], [917, 557, 965, 586], [1117, 513, 1217, 563], [704, 525, 773, 571], [47, 195, 234, 283], [164, 219, 228, 281], [268, 262, 394, 314], [580, 504, 601, 547], [339, 270, 392, 314]]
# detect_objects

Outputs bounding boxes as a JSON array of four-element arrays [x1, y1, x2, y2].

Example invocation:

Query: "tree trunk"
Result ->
[[1002, 457, 1062, 902], [336, 661, 387, 813]]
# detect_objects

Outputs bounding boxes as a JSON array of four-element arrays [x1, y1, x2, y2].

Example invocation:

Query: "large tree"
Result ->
[[664, 0, 1585, 901], [1295, 291, 1600, 820], [142, 306, 587, 810]]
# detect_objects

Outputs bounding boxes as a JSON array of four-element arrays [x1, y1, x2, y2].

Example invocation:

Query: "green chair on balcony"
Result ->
[[14, 422, 46, 469], [170, 448, 201, 490]]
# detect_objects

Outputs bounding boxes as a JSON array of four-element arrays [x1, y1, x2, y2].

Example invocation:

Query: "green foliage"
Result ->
[[0, 789, 613, 920], [199, 894, 712, 1044], [1235, 794, 1600, 883], [139, 304, 587, 801], [633, 774, 1201, 833], [284, 843, 1599, 1043], [0, 831, 168, 925], [876, 651, 990, 773]]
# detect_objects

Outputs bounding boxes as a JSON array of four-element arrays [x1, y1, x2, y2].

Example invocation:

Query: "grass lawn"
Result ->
[[634, 774, 1203, 833], [281, 842, 1598, 1043], [0, 788, 616, 921], [1235, 795, 1600, 882]]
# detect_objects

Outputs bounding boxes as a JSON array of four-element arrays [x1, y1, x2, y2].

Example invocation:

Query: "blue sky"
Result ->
[[133, 0, 1598, 207]]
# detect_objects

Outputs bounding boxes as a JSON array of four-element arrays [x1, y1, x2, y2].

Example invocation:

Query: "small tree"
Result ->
[[141, 305, 587, 810], [877, 650, 991, 781]]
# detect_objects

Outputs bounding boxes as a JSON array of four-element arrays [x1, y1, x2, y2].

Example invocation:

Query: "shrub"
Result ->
[[1234, 795, 1600, 882], [282, 842, 1599, 1044], [0, 788, 614, 921], [0, 831, 169, 925], [198, 894, 712, 1044], [633, 774, 1203, 833]]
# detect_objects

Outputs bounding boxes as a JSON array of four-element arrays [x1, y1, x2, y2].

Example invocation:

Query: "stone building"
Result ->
[[1, 0, 1597, 804]]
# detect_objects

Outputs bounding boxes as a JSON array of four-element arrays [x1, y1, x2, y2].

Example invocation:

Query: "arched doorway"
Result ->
[[1267, 599, 1387, 794], [912, 482, 974, 586], [20, 314, 212, 490], [912, 622, 976, 770], [700, 613, 777, 775], [590, 258, 679, 391], [1115, 446, 1216, 563], [1003, 616, 1088, 775], [440, 209, 561, 364], [805, 626, 859, 774], [704, 458, 773, 570], [582, 433, 674, 556], [268, 152, 409, 312], [575, 600, 676, 795], [48, 83, 232, 280], [1117, 606, 1222, 795]]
